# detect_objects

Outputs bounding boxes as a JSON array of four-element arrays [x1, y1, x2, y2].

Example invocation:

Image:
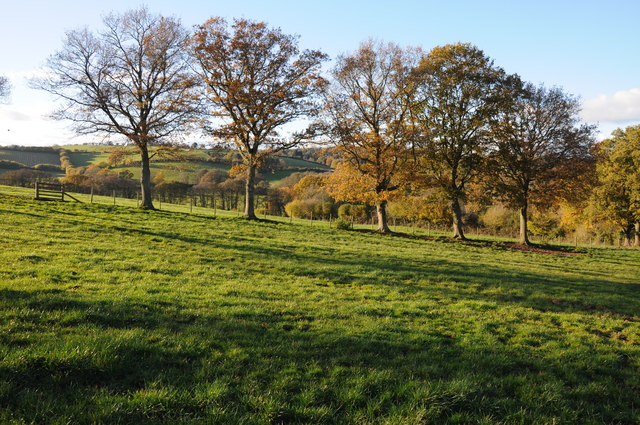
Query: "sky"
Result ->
[[1, 0, 639, 146]]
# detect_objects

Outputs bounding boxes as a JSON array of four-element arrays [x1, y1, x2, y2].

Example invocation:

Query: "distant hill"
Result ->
[[0, 144, 331, 184]]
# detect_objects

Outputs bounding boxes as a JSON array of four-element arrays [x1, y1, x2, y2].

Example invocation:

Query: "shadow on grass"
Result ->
[[350, 229, 588, 255], [113, 219, 639, 318], [55, 210, 640, 319], [0, 288, 637, 424], [6, 198, 638, 319]]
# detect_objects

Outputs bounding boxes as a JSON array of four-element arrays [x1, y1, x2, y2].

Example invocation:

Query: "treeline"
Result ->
[[1, 137, 638, 246], [17, 7, 638, 246]]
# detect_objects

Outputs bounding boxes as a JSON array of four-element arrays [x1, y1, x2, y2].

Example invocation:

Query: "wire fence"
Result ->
[[0, 178, 636, 248]]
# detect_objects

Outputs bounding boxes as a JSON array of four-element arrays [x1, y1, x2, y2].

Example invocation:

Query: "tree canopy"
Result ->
[[412, 43, 505, 239], [34, 7, 199, 209], [190, 17, 327, 219], [324, 40, 419, 233], [489, 78, 595, 244], [590, 125, 640, 245]]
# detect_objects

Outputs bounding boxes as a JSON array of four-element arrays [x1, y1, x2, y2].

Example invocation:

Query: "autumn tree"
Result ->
[[34, 8, 199, 209], [0, 76, 10, 102], [489, 77, 595, 244], [324, 41, 419, 233], [412, 43, 505, 239], [190, 18, 327, 219], [590, 125, 640, 246]]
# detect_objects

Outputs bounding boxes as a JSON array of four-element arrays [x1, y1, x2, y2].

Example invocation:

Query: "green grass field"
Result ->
[[58, 146, 329, 185], [0, 149, 60, 167], [0, 186, 638, 424], [66, 151, 112, 168]]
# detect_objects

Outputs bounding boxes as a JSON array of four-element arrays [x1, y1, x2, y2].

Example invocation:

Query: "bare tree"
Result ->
[[489, 77, 595, 245], [190, 17, 327, 219], [0, 76, 10, 102], [412, 43, 505, 240], [324, 40, 419, 233], [34, 8, 199, 209]]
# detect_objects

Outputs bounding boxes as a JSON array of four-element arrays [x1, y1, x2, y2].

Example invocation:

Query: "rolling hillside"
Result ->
[[0, 145, 331, 185], [60, 145, 330, 184]]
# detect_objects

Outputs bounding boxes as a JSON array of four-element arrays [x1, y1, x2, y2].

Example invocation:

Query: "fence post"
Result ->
[[35, 181, 39, 199], [112, 190, 116, 205], [90, 186, 94, 203]]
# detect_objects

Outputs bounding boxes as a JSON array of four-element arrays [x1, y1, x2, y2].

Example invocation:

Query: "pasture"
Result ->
[[58, 145, 330, 185], [0, 188, 638, 424], [0, 149, 60, 168]]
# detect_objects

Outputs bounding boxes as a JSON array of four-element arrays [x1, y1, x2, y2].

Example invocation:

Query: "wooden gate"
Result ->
[[35, 182, 81, 202]]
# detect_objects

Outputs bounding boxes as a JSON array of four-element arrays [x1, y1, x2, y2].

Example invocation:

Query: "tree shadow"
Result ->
[[61, 214, 640, 318], [0, 288, 637, 424]]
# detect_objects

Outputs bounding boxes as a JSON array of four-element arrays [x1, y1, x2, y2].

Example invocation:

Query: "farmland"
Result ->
[[0, 149, 60, 168], [61, 145, 330, 184], [0, 187, 638, 424], [0, 145, 331, 185]]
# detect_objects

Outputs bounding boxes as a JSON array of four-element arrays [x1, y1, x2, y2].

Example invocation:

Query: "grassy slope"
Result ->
[[0, 149, 60, 167], [0, 189, 638, 424], [60, 147, 328, 185]]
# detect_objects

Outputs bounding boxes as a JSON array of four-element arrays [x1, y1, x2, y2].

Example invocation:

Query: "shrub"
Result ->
[[480, 204, 518, 233], [34, 163, 63, 172], [284, 199, 333, 219], [0, 160, 28, 170], [0, 169, 51, 186], [530, 212, 565, 239], [59, 150, 73, 170], [334, 218, 352, 230], [387, 194, 450, 225], [337, 203, 368, 221]]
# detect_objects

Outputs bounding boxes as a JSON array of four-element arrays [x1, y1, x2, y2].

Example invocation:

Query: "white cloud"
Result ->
[[0, 109, 33, 121], [582, 88, 640, 122]]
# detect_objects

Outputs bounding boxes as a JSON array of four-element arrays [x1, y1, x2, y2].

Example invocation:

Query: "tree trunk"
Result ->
[[635, 222, 639, 247], [451, 196, 466, 240], [244, 163, 257, 219], [139, 144, 154, 210], [519, 203, 531, 245], [376, 200, 392, 234], [624, 225, 635, 247]]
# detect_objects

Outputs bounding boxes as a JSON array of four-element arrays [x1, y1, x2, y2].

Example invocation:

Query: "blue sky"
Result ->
[[1, 0, 639, 145]]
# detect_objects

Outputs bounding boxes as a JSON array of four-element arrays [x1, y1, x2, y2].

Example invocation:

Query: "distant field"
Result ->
[[0, 149, 60, 167], [0, 186, 638, 424], [113, 163, 319, 185], [279, 155, 330, 170], [58, 145, 330, 184], [66, 151, 112, 167]]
